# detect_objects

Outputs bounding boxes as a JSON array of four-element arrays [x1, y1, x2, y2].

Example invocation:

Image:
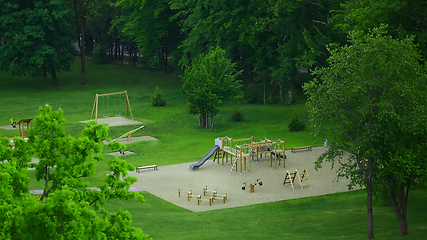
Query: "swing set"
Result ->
[[91, 91, 134, 121]]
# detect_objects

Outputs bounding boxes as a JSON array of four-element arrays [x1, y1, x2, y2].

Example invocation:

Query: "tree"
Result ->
[[116, 0, 182, 72], [0, 104, 150, 239], [332, 0, 427, 60], [171, 0, 344, 104], [0, 0, 75, 86], [181, 46, 242, 129], [272, 0, 345, 102], [304, 26, 427, 238]]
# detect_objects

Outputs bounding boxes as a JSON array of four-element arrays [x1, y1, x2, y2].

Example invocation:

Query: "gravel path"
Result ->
[[128, 146, 356, 212]]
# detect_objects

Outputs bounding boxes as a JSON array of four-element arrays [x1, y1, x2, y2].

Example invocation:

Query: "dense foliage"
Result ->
[[0, 0, 75, 86], [0, 105, 150, 239], [181, 46, 242, 129], [304, 26, 427, 238]]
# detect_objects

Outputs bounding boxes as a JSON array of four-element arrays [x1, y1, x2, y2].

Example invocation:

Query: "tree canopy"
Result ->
[[304, 26, 427, 238], [0, 105, 150, 239], [181, 46, 242, 129], [0, 0, 75, 86]]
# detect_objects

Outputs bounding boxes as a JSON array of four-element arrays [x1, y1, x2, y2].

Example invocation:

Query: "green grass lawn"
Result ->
[[1, 59, 426, 239]]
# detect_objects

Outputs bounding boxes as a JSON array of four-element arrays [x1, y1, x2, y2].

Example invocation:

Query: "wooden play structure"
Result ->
[[178, 186, 227, 205], [177, 189, 199, 201], [113, 125, 145, 142], [91, 91, 133, 121], [178, 189, 211, 205], [212, 136, 286, 174], [203, 185, 217, 196], [17, 119, 33, 138], [212, 192, 227, 204], [214, 136, 254, 174], [203, 185, 227, 204], [242, 179, 263, 193], [258, 138, 286, 169], [283, 168, 312, 190]]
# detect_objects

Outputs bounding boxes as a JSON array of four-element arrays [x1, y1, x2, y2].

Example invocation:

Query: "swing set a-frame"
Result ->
[[91, 91, 134, 121]]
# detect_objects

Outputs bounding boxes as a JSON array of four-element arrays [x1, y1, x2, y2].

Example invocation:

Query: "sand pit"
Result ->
[[128, 146, 357, 212], [107, 151, 136, 157], [0, 125, 18, 130], [103, 136, 158, 145], [79, 117, 143, 127]]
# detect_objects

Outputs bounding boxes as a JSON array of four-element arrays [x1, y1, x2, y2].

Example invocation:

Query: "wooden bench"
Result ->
[[136, 165, 157, 173], [291, 146, 312, 153]]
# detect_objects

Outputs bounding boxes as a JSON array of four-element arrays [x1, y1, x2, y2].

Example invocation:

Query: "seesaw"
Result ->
[[242, 179, 263, 193], [113, 125, 145, 142]]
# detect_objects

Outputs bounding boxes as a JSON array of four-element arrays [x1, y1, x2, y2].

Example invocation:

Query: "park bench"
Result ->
[[291, 146, 312, 153], [136, 165, 157, 173]]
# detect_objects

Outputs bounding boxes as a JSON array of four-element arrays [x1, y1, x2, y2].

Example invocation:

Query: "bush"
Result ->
[[151, 86, 166, 107], [288, 114, 306, 131], [230, 108, 244, 122], [93, 44, 109, 64]]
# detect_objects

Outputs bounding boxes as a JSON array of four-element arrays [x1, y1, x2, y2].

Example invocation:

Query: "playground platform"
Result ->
[[128, 146, 359, 212]]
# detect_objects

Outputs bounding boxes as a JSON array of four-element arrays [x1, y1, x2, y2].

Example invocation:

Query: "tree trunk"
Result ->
[[51, 69, 57, 86], [279, 82, 284, 103], [164, 46, 168, 73], [263, 78, 266, 105], [80, 37, 86, 85], [42, 67, 47, 77], [389, 185, 409, 236], [367, 157, 374, 239], [210, 111, 215, 130], [288, 90, 293, 105], [80, 30, 86, 85], [205, 112, 208, 129], [74, 0, 86, 85], [114, 39, 118, 60]]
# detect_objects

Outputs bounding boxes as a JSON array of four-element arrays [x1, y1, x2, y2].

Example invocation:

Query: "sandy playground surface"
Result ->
[[128, 146, 356, 212], [79, 116, 144, 127]]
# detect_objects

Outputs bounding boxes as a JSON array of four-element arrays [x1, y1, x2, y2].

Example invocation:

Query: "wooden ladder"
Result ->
[[283, 170, 298, 190], [297, 168, 312, 189]]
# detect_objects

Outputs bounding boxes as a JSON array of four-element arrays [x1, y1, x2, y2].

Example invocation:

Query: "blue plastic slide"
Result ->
[[189, 145, 221, 170]]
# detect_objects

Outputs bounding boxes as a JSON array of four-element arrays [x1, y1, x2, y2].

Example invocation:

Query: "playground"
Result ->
[[2, 60, 427, 239], [129, 146, 356, 212]]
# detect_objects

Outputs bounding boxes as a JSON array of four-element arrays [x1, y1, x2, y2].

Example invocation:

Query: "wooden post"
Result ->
[[124, 90, 133, 120], [91, 94, 98, 120], [249, 184, 255, 193], [91, 91, 133, 121]]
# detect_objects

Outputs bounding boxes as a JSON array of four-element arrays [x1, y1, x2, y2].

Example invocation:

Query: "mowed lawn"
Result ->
[[1, 59, 426, 239]]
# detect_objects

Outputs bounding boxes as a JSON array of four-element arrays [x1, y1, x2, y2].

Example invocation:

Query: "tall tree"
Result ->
[[171, 0, 344, 103], [0, 104, 149, 239], [332, 0, 427, 60], [0, 0, 75, 86], [272, 0, 345, 102], [72, 0, 102, 85], [181, 46, 242, 129], [304, 26, 427, 238], [115, 0, 182, 72]]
